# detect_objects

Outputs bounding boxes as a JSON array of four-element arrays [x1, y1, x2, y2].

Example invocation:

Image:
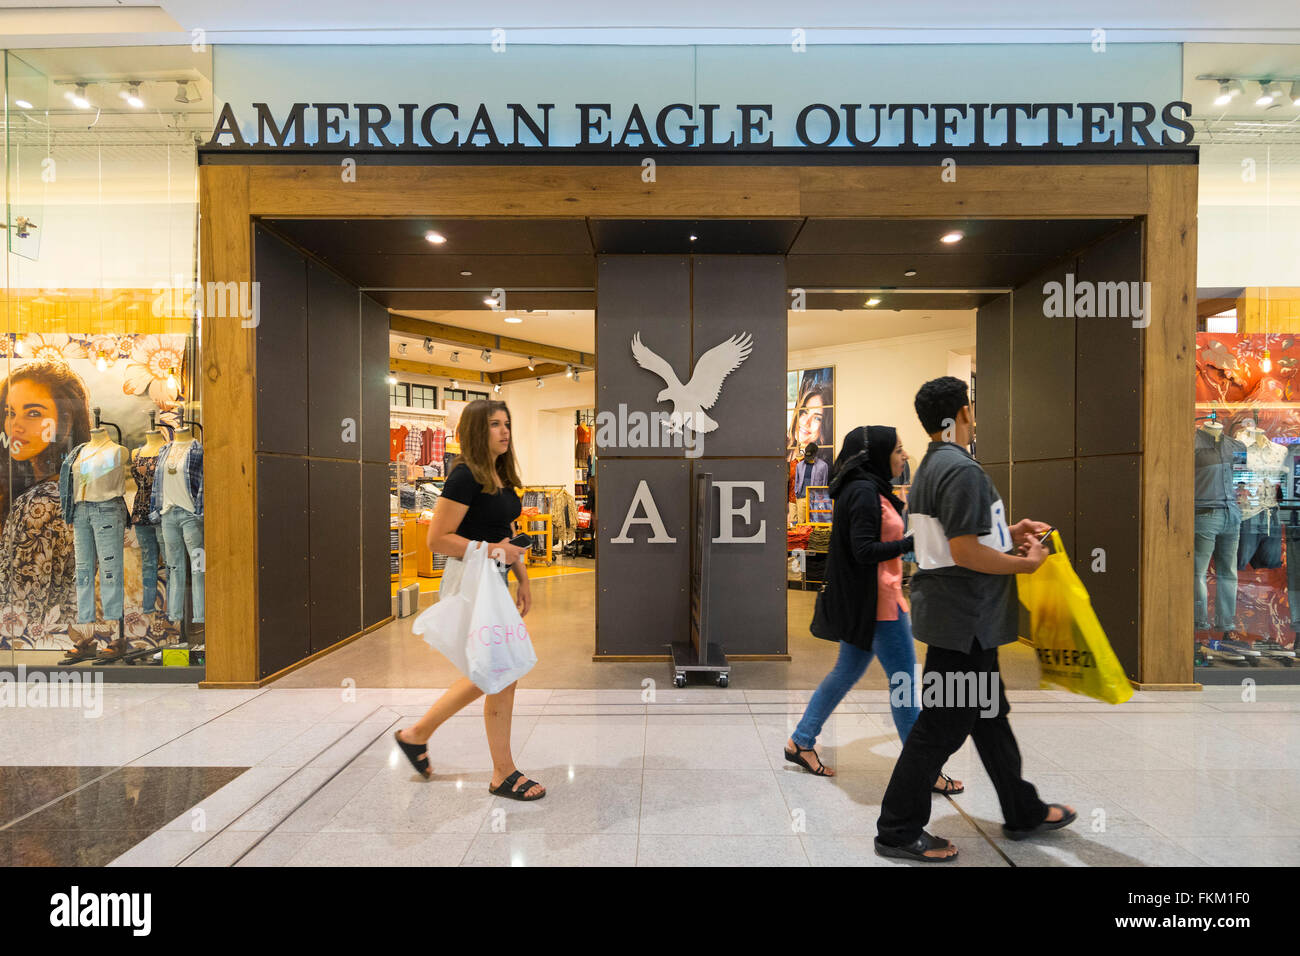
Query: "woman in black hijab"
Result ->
[[784, 426, 962, 795]]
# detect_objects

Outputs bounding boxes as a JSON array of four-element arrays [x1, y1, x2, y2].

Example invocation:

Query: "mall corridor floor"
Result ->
[[2, 682, 1297, 867]]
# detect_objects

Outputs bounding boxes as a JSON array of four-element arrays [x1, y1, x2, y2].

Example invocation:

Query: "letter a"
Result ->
[[611, 480, 677, 543]]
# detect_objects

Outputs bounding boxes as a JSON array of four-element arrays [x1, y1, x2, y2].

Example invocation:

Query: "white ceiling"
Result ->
[[789, 309, 975, 352], [5, 2, 1300, 47], [392, 309, 595, 354]]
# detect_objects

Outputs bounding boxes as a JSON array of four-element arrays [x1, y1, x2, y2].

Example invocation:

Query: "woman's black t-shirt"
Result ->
[[441, 463, 522, 543]]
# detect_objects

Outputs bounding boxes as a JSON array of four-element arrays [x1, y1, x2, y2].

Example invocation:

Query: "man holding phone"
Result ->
[[875, 376, 1076, 862]]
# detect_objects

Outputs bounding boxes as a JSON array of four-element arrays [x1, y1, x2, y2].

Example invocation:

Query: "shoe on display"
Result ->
[[1219, 639, 1261, 657], [1207, 641, 1246, 662], [58, 644, 99, 665], [1253, 641, 1296, 658]]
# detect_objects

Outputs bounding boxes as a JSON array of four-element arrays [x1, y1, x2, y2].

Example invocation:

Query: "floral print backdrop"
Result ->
[[1, 332, 190, 651]]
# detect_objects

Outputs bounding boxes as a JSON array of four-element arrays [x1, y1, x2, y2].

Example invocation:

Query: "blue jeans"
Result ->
[[135, 524, 161, 612], [1238, 508, 1282, 571], [793, 611, 920, 749], [1194, 506, 1240, 630], [161, 508, 204, 623], [72, 499, 128, 623]]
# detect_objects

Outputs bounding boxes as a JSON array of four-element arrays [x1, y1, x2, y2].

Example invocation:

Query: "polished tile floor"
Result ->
[[3, 681, 1298, 867]]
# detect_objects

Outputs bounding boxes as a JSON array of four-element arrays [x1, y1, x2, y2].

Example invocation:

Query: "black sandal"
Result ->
[[784, 743, 832, 776], [1002, 804, 1077, 841], [874, 831, 959, 863], [931, 773, 964, 795], [393, 730, 432, 779], [489, 770, 546, 801]]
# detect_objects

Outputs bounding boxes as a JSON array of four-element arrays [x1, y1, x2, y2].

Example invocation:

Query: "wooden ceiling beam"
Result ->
[[389, 357, 491, 384], [389, 314, 594, 368]]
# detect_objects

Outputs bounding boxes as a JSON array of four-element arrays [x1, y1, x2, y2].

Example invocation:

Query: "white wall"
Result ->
[[499, 375, 594, 494], [789, 324, 976, 469]]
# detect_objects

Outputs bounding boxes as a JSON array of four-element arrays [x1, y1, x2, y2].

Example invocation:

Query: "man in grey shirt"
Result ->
[[875, 376, 1076, 862]]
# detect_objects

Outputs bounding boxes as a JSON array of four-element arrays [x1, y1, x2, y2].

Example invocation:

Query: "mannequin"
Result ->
[[129, 424, 168, 616], [150, 424, 204, 632], [60, 425, 130, 630], [1238, 423, 1286, 572], [1194, 418, 1244, 638]]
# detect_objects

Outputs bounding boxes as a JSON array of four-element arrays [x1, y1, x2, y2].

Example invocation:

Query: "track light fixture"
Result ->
[[536, 378, 543, 388], [398, 342, 407, 355], [451, 379, 459, 389], [565, 365, 574, 378], [526, 357, 535, 371], [386, 374, 398, 385], [573, 370, 581, 382], [450, 351, 460, 363], [423, 337, 434, 354], [481, 349, 491, 363], [120, 82, 144, 109], [493, 383, 502, 393], [66, 83, 90, 109], [1257, 81, 1278, 107], [174, 82, 192, 105]]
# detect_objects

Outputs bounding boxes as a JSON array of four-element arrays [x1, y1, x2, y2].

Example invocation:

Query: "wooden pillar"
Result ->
[[198, 166, 259, 685], [1140, 165, 1198, 687]]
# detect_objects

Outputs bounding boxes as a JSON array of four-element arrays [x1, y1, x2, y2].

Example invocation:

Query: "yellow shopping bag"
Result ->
[[1016, 531, 1134, 705]]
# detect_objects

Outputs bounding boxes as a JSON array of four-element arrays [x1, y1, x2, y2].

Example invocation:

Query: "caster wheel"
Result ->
[[717, 675, 729, 688], [674, 675, 687, 688]]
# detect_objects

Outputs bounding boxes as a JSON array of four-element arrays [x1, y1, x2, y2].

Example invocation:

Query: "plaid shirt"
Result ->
[[405, 427, 422, 458], [149, 440, 203, 521], [431, 428, 446, 461]]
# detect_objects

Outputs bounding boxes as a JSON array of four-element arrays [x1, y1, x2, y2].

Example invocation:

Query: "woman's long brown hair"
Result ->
[[0, 360, 93, 524], [452, 399, 522, 494]]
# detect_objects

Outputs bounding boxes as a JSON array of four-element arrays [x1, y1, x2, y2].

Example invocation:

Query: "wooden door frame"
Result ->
[[198, 160, 1196, 688]]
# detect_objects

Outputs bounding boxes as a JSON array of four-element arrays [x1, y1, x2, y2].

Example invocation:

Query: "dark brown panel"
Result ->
[[596, 256, 691, 459], [326, 253, 595, 289], [691, 256, 788, 459], [1011, 459, 1075, 559], [595, 459, 690, 655], [590, 219, 803, 254], [264, 217, 594, 257], [791, 218, 1128, 256], [309, 460, 362, 654], [1011, 261, 1077, 461], [1075, 455, 1141, 679], [1075, 223, 1143, 456], [371, 290, 595, 312], [307, 260, 361, 461], [976, 294, 1011, 464], [790, 253, 1064, 290], [361, 461, 391, 630], [694, 459, 788, 655], [253, 226, 309, 456], [256, 454, 310, 678], [360, 294, 389, 465], [983, 461, 1011, 522], [805, 291, 996, 311]]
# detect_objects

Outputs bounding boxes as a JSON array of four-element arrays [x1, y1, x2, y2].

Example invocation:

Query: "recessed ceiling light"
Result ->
[[504, 316, 523, 324], [459, 270, 473, 277], [866, 298, 882, 307], [425, 231, 447, 244], [940, 231, 964, 244], [386, 374, 398, 385], [689, 234, 698, 241], [483, 297, 499, 307], [904, 270, 918, 277], [14, 99, 32, 110]]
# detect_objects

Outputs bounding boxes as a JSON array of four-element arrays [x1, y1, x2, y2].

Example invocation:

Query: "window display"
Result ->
[[787, 366, 834, 465], [1194, 332, 1300, 667]]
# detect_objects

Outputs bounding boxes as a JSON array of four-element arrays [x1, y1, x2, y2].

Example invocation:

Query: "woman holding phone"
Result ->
[[394, 399, 544, 801]]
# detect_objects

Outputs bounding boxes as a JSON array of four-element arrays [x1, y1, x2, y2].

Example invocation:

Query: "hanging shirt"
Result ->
[[161, 441, 197, 515], [390, 426, 408, 462], [74, 443, 126, 502], [793, 458, 828, 499], [1242, 439, 1287, 519]]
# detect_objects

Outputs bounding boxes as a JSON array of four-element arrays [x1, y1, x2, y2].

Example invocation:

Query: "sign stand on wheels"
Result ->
[[670, 472, 732, 688]]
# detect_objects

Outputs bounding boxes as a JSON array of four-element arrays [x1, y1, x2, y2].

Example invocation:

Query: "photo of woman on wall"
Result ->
[[787, 370, 834, 463], [0, 360, 93, 652]]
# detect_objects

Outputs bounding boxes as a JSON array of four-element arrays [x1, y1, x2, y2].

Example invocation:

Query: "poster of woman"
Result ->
[[787, 366, 834, 464]]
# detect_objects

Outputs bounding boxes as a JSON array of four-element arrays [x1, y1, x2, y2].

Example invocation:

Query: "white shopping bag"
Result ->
[[411, 541, 537, 694]]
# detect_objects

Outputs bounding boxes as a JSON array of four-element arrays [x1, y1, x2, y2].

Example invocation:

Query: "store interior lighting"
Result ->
[[565, 365, 574, 378], [1256, 81, 1277, 107], [1214, 79, 1243, 106], [397, 342, 407, 355], [536, 378, 543, 388], [424, 231, 446, 244], [493, 383, 502, 393], [481, 349, 491, 363], [940, 231, 964, 244], [66, 83, 90, 109], [865, 297, 882, 307], [450, 379, 458, 389], [14, 98, 32, 109], [504, 315, 522, 324], [121, 82, 144, 109], [573, 369, 581, 382], [1292, 82, 1300, 107], [386, 373, 398, 385], [450, 351, 460, 363], [174, 82, 193, 104], [527, 357, 535, 371], [423, 337, 434, 353]]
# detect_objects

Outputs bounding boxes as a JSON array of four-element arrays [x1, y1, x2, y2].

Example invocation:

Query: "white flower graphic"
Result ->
[[123, 334, 185, 407]]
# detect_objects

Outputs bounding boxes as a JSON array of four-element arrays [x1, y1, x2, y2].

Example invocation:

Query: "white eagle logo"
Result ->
[[631, 331, 754, 434]]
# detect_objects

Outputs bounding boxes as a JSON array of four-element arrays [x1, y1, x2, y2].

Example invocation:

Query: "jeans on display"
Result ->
[[1193, 505, 1241, 631], [72, 499, 129, 623], [792, 612, 920, 749], [161, 508, 204, 623], [1237, 508, 1283, 571], [877, 643, 1046, 847], [135, 524, 161, 613]]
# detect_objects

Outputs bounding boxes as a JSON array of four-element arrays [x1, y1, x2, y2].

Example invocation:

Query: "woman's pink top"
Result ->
[[877, 494, 910, 621]]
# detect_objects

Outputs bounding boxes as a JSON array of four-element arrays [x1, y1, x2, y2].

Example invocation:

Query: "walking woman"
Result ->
[[394, 400, 544, 800], [785, 425, 962, 796]]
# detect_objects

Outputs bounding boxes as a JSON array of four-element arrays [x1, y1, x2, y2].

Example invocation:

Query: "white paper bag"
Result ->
[[412, 541, 537, 694]]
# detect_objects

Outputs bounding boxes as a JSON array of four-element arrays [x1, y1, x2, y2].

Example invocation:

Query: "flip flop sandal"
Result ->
[[393, 730, 432, 779], [874, 831, 959, 863], [784, 744, 832, 776], [1002, 803, 1078, 841], [489, 770, 546, 801], [931, 773, 964, 795]]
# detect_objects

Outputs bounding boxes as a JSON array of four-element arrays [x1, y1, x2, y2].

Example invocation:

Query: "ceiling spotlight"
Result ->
[[459, 270, 473, 277], [398, 342, 407, 355], [120, 82, 144, 109], [424, 230, 446, 244], [493, 383, 502, 393], [904, 270, 918, 277], [66, 83, 90, 109], [1291, 81, 1300, 107], [573, 370, 581, 382], [940, 231, 964, 244], [1214, 79, 1237, 106], [1256, 81, 1277, 107], [536, 378, 544, 388], [386, 374, 398, 385], [481, 349, 492, 363], [565, 365, 574, 378], [14, 99, 32, 110], [450, 379, 459, 389], [866, 298, 882, 307], [527, 357, 535, 371], [504, 316, 522, 324], [484, 296, 499, 307], [174, 81, 192, 105], [689, 234, 698, 242], [423, 337, 434, 353], [450, 351, 460, 363]]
